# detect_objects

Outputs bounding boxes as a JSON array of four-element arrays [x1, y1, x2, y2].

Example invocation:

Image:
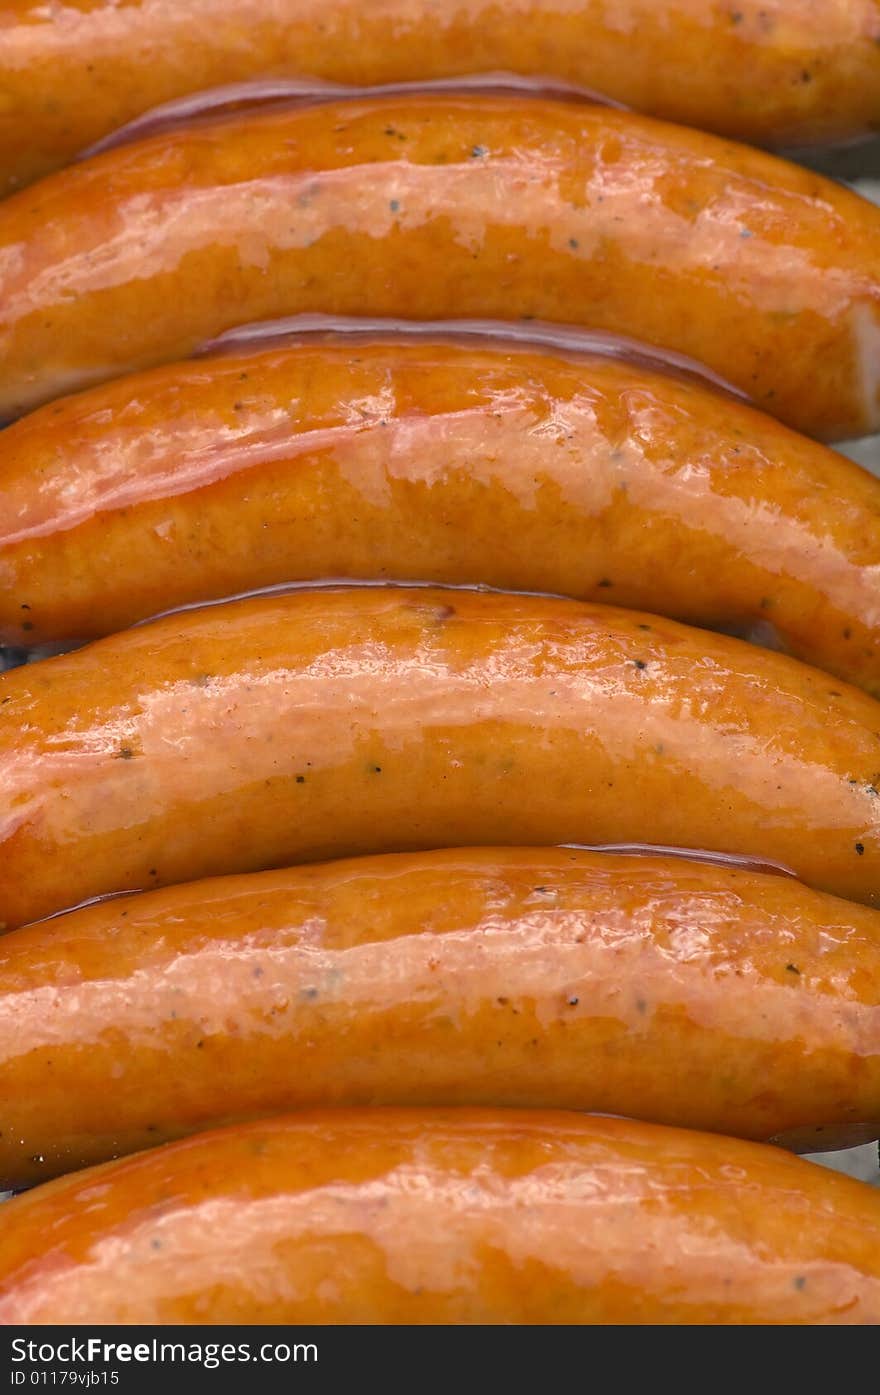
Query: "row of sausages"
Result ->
[[2, 4, 880, 1325], [6, 558, 880, 1316]]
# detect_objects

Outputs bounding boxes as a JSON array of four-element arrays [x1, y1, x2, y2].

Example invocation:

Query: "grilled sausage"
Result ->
[[2, 1109, 879, 1323], [1, 97, 879, 437], [2, 338, 879, 692], [2, 0, 879, 194], [3, 585, 880, 930], [2, 846, 879, 1188]]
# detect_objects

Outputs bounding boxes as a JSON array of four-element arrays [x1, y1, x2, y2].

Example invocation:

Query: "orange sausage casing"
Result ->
[[3, 586, 880, 930], [2, 1109, 880, 1324], [1, 0, 879, 193], [1, 97, 879, 439], [2, 846, 879, 1189], [2, 340, 880, 695]]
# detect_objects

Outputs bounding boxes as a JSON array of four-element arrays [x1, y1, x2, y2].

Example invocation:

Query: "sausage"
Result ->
[[3, 339, 880, 694], [1, 97, 878, 439], [2, 1, 879, 195], [2, 1109, 879, 1324], [2, 845, 879, 1189], [3, 585, 880, 931]]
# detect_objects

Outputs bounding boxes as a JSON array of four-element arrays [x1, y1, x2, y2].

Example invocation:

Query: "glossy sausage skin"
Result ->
[[3, 341, 880, 693], [3, 846, 880, 1189], [2, 1110, 880, 1324], [2, 1, 879, 194], [3, 586, 880, 931], [1, 98, 879, 439]]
